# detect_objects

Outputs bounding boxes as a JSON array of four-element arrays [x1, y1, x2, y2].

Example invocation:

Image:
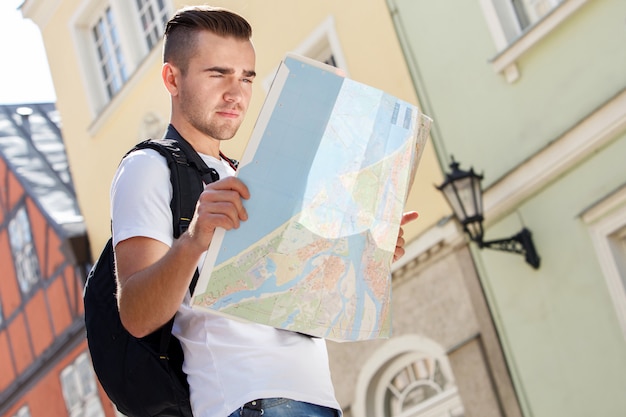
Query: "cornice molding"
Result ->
[[490, 0, 591, 83], [394, 89, 626, 276], [484, 89, 626, 225], [20, 0, 62, 28]]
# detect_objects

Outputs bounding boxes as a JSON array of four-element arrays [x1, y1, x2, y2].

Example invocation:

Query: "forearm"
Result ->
[[114, 176, 249, 338], [116, 233, 207, 338]]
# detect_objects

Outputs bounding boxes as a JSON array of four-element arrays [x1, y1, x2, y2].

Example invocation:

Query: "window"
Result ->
[[353, 335, 465, 417], [92, 7, 128, 100], [381, 354, 464, 417], [263, 16, 348, 91], [72, 0, 172, 116], [12, 406, 31, 417], [8, 206, 41, 295], [60, 353, 106, 417], [135, 0, 169, 51], [483, 0, 565, 46], [582, 185, 626, 338], [478, 0, 590, 82], [296, 16, 347, 71], [322, 54, 337, 68], [511, 0, 563, 31]]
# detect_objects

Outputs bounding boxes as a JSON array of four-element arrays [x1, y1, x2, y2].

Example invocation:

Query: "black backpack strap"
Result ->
[[128, 140, 213, 237], [126, 125, 237, 359], [164, 127, 242, 296], [167, 126, 220, 183]]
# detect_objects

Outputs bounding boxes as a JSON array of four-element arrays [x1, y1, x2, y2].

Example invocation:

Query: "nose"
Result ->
[[223, 79, 243, 104]]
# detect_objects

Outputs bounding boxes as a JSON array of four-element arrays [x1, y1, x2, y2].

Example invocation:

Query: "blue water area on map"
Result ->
[[210, 230, 389, 338], [214, 57, 417, 268], [216, 57, 345, 262]]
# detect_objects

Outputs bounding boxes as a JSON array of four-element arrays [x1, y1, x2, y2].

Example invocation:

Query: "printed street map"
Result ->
[[191, 54, 431, 341]]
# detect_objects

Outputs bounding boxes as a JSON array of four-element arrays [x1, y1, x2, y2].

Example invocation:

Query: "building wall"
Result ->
[[0, 154, 114, 416], [387, 0, 626, 415], [481, 125, 626, 416], [324, 228, 525, 416], [0, 154, 75, 392], [2, 342, 117, 417]]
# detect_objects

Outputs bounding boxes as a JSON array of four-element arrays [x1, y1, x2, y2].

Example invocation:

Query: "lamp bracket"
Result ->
[[476, 227, 540, 269]]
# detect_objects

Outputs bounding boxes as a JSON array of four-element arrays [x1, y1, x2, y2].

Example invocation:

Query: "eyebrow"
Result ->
[[207, 66, 256, 78]]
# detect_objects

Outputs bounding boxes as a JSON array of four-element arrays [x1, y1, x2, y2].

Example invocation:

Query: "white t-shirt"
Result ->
[[111, 148, 340, 417]]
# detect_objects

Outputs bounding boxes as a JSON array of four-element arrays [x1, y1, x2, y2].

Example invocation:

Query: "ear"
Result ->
[[162, 63, 180, 96]]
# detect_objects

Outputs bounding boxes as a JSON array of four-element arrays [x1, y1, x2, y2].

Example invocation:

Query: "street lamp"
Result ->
[[436, 157, 540, 269]]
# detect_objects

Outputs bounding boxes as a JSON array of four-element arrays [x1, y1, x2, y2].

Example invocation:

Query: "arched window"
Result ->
[[353, 335, 464, 417]]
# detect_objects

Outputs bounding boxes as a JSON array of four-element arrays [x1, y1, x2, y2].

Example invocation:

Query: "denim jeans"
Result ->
[[227, 398, 339, 417]]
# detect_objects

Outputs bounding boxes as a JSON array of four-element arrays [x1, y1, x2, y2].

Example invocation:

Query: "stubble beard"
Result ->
[[200, 117, 240, 141], [187, 107, 241, 142], [180, 89, 244, 141]]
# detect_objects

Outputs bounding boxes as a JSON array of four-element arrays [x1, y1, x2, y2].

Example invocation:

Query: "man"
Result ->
[[111, 5, 417, 417]]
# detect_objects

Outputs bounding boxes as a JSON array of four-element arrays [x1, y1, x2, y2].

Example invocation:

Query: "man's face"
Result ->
[[177, 30, 256, 142]]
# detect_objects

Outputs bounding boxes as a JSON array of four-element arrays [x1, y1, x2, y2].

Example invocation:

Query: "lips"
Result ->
[[216, 108, 241, 118]]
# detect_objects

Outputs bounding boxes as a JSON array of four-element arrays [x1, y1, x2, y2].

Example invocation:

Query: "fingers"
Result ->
[[400, 211, 419, 226], [198, 177, 249, 228], [186, 177, 250, 249], [393, 211, 419, 262], [208, 176, 250, 200], [393, 232, 406, 262]]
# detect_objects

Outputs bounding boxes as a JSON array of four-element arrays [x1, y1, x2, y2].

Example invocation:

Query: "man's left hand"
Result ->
[[393, 211, 419, 262]]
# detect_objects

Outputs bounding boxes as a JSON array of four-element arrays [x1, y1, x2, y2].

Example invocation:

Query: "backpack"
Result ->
[[84, 127, 235, 416]]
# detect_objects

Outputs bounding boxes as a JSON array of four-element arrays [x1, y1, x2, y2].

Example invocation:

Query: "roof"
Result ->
[[0, 102, 84, 232]]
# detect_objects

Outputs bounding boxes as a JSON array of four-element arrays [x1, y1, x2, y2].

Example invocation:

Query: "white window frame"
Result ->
[[378, 352, 464, 417], [352, 335, 464, 417], [134, 0, 170, 51], [514, 0, 563, 28], [477, 0, 590, 82], [8, 206, 41, 295], [70, 0, 172, 117], [92, 6, 129, 101], [263, 16, 349, 91], [12, 406, 31, 417], [582, 185, 626, 339], [60, 352, 105, 417]]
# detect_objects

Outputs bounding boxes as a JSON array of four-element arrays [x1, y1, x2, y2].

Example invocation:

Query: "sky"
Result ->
[[0, 0, 57, 104]]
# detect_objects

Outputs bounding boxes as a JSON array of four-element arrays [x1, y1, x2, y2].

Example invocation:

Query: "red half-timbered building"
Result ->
[[0, 103, 117, 417]]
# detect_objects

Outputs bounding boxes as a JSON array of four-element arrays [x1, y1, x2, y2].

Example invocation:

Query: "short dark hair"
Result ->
[[163, 6, 252, 73]]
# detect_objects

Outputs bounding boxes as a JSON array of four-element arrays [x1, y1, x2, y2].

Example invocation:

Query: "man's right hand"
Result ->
[[115, 176, 250, 338], [186, 176, 250, 253]]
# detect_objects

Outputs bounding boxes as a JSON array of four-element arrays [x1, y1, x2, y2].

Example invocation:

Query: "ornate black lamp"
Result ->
[[436, 157, 540, 269]]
